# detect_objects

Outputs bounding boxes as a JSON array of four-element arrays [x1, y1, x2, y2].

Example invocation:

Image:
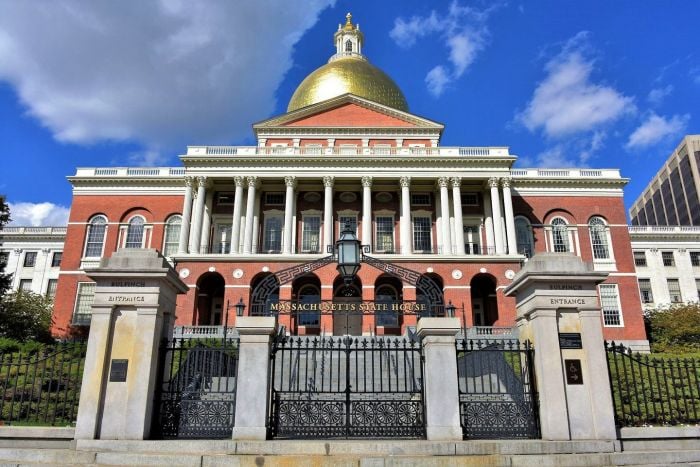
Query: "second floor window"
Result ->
[[163, 215, 182, 256], [51, 252, 62, 267], [633, 251, 647, 267], [638, 279, 653, 304], [125, 217, 145, 248], [375, 216, 394, 253], [691, 251, 700, 267], [23, 251, 37, 267], [551, 218, 570, 253], [19, 279, 32, 292], [412, 216, 432, 252], [263, 215, 283, 253], [662, 251, 675, 267], [302, 216, 321, 253], [588, 217, 610, 259], [85, 216, 107, 257], [46, 279, 58, 300], [515, 217, 534, 257], [667, 279, 682, 303]]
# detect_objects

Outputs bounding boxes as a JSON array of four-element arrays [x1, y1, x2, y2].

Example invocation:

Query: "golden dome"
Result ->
[[287, 56, 409, 112]]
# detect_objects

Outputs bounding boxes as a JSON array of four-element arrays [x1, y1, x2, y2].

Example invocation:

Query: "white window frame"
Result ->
[[162, 214, 182, 257], [262, 210, 284, 253], [588, 216, 616, 271], [120, 215, 149, 249], [463, 217, 483, 255], [22, 251, 37, 268], [83, 215, 108, 258], [599, 283, 624, 327], [73, 281, 96, 325], [547, 216, 574, 254], [45, 279, 59, 300], [212, 219, 232, 254], [301, 210, 322, 253], [337, 210, 359, 238], [637, 278, 654, 305], [411, 211, 433, 253], [667, 278, 682, 303], [514, 216, 534, 257], [374, 210, 396, 253]]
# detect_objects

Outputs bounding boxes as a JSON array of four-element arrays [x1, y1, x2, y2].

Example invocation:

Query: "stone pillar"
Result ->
[[231, 316, 277, 440], [504, 253, 617, 441], [230, 176, 244, 254], [74, 249, 188, 440], [451, 177, 465, 255], [417, 318, 462, 441], [242, 176, 258, 254], [283, 176, 296, 254], [488, 177, 505, 254], [177, 177, 194, 254], [438, 177, 452, 255], [400, 176, 411, 255], [502, 177, 517, 255], [323, 176, 334, 253], [361, 176, 373, 251], [190, 176, 207, 254]]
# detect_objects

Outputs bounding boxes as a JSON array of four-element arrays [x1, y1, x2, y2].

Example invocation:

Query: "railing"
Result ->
[[465, 327, 517, 340], [74, 167, 184, 177], [629, 225, 700, 234], [606, 342, 700, 427], [0, 227, 67, 235], [188, 145, 512, 158], [173, 325, 230, 339], [511, 168, 621, 179], [0, 341, 87, 426]]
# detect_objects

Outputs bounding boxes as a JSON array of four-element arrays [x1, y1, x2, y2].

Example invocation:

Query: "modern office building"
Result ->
[[0, 226, 65, 299], [629, 135, 700, 226], [50, 14, 648, 348]]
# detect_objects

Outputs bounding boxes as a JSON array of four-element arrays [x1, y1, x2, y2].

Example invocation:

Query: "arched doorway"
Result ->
[[374, 275, 403, 332], [333, 275, 362, 335], [470, 274, 498, 326], [417, 273, 444, 317], [195, 272, 225, 325], [249, 272, 279, 316], [292, 274, 321, 333]]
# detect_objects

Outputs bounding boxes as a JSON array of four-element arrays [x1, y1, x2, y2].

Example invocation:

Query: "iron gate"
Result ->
[[456, 338, 540, 439], [269, 335, 425, 438], [153, 337, 239, 439]]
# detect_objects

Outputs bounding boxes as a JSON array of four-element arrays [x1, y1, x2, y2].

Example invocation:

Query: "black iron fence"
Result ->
[[606, 342, 700, 426], [0, 341, 87, 426], [456, 338, 540, 439], [153, 337, 239, 439], [269, 335, 425, 439]]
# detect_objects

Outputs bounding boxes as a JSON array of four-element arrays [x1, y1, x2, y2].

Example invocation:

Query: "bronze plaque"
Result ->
[[565, 359, 583, 385], [109, 359, 128, 382]]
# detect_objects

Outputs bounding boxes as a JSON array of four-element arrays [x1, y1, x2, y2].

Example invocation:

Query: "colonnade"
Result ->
[[177, 175, 519, 256]]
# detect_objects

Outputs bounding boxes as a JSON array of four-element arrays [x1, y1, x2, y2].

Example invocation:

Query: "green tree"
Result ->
[[645, 302, 700, 352], [0, 196, 11, 297], [0, 290, 54, 342]]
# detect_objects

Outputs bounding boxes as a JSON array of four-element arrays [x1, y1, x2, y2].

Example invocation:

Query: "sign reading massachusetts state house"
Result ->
[[269, 301, 428, 313]]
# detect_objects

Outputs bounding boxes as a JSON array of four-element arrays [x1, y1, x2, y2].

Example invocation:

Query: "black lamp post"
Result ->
[[446, 300, 456, 318], [336, 222, 361, 286], [234, 297, 246, 317]]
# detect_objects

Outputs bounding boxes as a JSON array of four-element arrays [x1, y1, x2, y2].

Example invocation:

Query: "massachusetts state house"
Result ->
[[52, 14, 648, 349]]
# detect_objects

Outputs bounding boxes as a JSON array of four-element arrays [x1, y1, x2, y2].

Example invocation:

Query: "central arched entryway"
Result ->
[[195, 272, 225, 325], [333, 275, 362, 335], [470, 273, 498, 326]]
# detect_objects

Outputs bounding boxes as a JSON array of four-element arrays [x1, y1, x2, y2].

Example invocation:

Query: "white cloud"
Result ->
[[647, 85, 673, 105], [8, 202, 70, 226], [626, 113, 689, 149], [518, 32, 635, 138], [0, 0, 334, 150], [390, 1, 495, 97]]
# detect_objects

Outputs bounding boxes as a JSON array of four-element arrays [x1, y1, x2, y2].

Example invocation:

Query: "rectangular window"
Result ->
[[46, 279, 58, 299], [51, 252, 62, 267], [19, 279, 32, 292], [265, 193, 284, 205], [633, 251, 647, 267], [691, 251, 700, 267], [0, 251, 9, 267], [85, 223, 106, 257], [662, 251, 675, 267], [464, 225, 481, 254], [215, 192, 235, 205], [667, 279, 682, 303], [73, 282, 96, 325], [411, 193, 431, 206], [412, 216, 432, 252], [23, 251, 37, 267], [263, 215, 283, 253], [461, 193, 479, 206], [302, 216, 321, 253], [638, 279, 653, 304], [125, 224, 144, 248], [375, 216, 394, 253], [163, 223, 181, 257], [599, 284, 622, 326], [338, 216, 357, 236]]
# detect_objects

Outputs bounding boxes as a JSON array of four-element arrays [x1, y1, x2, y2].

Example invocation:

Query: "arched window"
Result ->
[[588, 216, 610, 260], [551, 217, 570, 253], [375, 284, 399, 326], [298, 284, 321, 326], [84, 216, 107, 257], [345, 40, 352, 52], [163, 215, 182, 256], [515, 216, 534, 257], [125, 216, 145, 248]]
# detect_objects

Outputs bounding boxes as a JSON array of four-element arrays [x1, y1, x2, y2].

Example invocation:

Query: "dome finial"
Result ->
[[344, 12, 354, 30]]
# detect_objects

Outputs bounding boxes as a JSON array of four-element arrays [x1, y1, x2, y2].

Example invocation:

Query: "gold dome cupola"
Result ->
[[287, 13, 408, 113]]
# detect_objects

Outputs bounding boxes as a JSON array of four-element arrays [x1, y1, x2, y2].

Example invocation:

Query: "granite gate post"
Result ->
[[504, 253, 617, 441], [74, 249, 188, 440]]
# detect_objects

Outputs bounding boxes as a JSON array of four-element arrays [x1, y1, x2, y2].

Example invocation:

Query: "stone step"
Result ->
[[0, 447, 95, 465]]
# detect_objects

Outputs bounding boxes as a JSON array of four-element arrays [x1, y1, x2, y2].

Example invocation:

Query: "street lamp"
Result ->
[[234, 297, 246, 317], [446, 300, 456, 318], [336, 222, 361, 286]]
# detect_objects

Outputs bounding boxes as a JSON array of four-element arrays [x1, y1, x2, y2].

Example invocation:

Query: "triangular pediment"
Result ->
[[254, 94, 444, 131]]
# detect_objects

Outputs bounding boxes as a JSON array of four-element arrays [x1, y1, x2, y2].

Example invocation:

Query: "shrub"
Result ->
[[0, 291, 54, 343], [645, 302, 700, 352]]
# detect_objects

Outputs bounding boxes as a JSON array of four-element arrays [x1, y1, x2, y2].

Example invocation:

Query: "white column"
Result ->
[[438, 177, 452, 255], [177, 177, 194, 254], [190, 176, 207, 254], [483, 190, 495, 254], [502, 177, 518, 255], [283, 176, 296, 255], [230, 176, 244, 254], [361, 176, 373, 251], [451, 177, 465, 255], [323, 176, 334, 254], [400, 176, 411, 255], [201, 191, 213, 254], [252, 189, 261, 254], [489, 177, 505, 255], [242, 176, 258, 254]]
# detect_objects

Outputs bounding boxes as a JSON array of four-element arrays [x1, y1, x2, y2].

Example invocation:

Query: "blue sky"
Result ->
[[1, 0, 698, 226]]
